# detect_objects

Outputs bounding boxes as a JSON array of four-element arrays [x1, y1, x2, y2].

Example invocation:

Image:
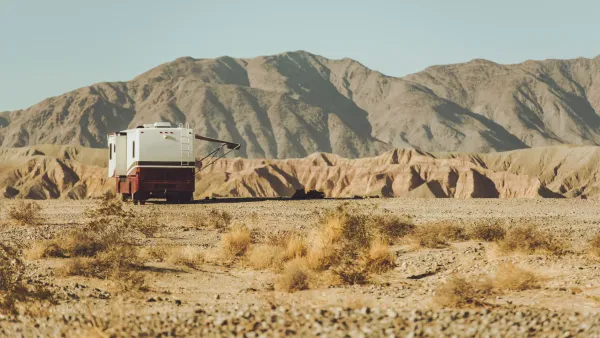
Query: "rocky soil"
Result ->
[[1, 198, 599, 337]]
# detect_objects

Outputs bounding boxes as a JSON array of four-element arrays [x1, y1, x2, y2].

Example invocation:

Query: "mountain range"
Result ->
[[1, 51, 599, 158]]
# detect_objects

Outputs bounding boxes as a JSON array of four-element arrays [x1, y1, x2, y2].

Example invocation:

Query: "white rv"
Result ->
[[107, 122, 239, 204]]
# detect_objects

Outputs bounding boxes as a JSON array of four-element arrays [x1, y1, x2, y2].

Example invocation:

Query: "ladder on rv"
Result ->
[[179, 123, 192, 166]]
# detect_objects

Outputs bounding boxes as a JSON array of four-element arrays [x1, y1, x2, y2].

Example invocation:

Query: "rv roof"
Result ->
[[142, 122, 172, 128]]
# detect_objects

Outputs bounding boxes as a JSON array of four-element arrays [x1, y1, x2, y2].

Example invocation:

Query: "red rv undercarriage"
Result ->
[[116, 167, 195, 204]]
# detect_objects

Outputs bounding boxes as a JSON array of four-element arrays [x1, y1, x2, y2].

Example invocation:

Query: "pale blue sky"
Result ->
[[1, 0, 599, 111]]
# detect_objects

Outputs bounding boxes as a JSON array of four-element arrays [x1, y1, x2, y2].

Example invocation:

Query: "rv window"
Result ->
[[132, 141, 135, 158], [109, 144, 112, 160]]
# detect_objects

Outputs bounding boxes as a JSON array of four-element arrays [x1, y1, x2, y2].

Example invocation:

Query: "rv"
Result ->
[[108, 122, 240, 204]]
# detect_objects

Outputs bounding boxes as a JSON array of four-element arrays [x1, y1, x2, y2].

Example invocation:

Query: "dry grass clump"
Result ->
[[190, 209, 232, 230], [34, 198, 152, 290], [498, 225, 566, 255], [587, 234, 600, 257], [241, 204, 401, 291], [367, 214, 415, 244], [284, 234, 307, 259], [7, 201, 42, 226], [1, 242, 55, 315], [364, 239, 396, 274], [166, 246, 205, 269], [66, 246, 143, 280], [469, 222, 506, 242], [413, 221, 469, 248], [435, 264, 540, 308], [297, 204, 397, 287], [221, 223, 252, 258], [244, 232, 307, 271], [0, 243, 25, 293], [331, 262, 371, 285], [434, 276, 488, 308], [246, 244, 285, 270], [493, 263, 540, 291], [275, 258, 310, 292], [42, 198, 157, 258]]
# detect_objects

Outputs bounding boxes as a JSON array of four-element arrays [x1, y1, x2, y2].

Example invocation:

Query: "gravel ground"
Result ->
[[1, 305, 599, 337], [1, 198, 599, 337]]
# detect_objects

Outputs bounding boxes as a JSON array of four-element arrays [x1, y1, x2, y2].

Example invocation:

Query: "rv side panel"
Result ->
[[115, 134, 127, 176]]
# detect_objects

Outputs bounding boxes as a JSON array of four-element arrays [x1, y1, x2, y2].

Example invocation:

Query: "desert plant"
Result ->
[[1, 242, 55, 314], [283, 234, 307, 260], [413, 222, 470, 248], [362, 239, 396, 273], [588, 234, 600, 257], [0, 242, 25, 293], [85, 197, 162, 237], [166, 246, 204, 269], [493, 263, 540, 291], [246, 244, 285, 270], [38, 198, 151, 288], [191, 209, 232, 230], [499, 225, 566, 255], [247, 204, 403, 288], [65, 245, 147, 291], [469, 222, 506, 242], [276, 258, 310, 292], [434, 276, 487, 308], [331, 262, 371, 285], [368, 215, 415, 244], [221, 223, 252, 258], [7, 201, 42, 226]]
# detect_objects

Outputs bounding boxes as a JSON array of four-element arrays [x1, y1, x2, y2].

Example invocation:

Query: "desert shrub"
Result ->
[[41, 198, 152, 289], [368, 215, 415, 244], [244, 232, 306, 271], [66, 245, 143, 279], [221, 223, 252, 258], [191, 209, 232, 230], [0, 243, 25, 292], [247, 204, 398, 290], [493, 263, 539, 291], [246, 244, 285, 270], [499, 225, 566, 255], [434, 276, 487, 308], [66, 245, 147, 291], [306, 205, 370, 270], [85, 197, 162, 237], [8, 201, 42, 226], [25, 240, 69, 260], [469, 222, 506, 242], [588, 234, 600, 257], [305, 204, 397, 284], [142, 245, 169, 262], [166, 246, 205, 269], [284, 234, 307, 260], [434, 264, 540, 308], [414, 221, 470, 248], [129, 215, 162, 238], [363, 239, 396, 273], [275, 258, 310, 292], [331, 262, 370, 285], [1, 242, 55, 314]]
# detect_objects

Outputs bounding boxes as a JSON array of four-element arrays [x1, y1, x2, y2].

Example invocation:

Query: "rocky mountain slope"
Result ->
[[1, 52, 599, 158], [3, 145, 600, 200]]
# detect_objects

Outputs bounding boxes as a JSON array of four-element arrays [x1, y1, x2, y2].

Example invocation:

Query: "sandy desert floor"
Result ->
[[1, 198, 600, 337]]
